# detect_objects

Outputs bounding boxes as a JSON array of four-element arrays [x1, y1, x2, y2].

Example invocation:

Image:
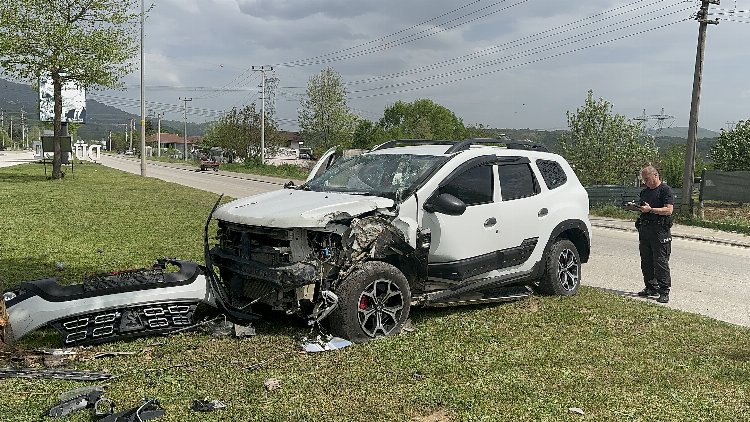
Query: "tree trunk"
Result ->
[[52, 71, 63, 179]]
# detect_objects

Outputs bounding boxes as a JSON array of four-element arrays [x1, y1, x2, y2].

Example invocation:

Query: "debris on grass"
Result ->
[[263, 378, 281, 391], [233, 323, 256, 338], [568, 407, 585, 415], [301, 335, 352, 352], [45, 385, 108, 418], [191, 398, 226, 412]]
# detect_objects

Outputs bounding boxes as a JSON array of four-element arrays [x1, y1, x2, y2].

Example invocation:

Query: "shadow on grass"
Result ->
[[0, 172, 51, 184]]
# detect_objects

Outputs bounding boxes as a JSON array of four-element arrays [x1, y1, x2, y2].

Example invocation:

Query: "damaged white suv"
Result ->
[[208, 139, 591, 342]]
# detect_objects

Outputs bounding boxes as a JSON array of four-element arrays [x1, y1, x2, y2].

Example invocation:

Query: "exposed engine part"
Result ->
[[307, 290, 338, 325]]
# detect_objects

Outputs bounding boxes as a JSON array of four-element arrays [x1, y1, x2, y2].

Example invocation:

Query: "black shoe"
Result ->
[[657, 293, 669, 303], [637, 288, 659, 297]]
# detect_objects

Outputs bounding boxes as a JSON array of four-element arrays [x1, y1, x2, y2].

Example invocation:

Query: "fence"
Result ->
[[586, 185, 682, 208], [699, 170, 750, 203]]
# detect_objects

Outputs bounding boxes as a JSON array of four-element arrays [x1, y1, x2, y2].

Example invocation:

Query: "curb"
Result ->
[[590, 221, 750, 249]]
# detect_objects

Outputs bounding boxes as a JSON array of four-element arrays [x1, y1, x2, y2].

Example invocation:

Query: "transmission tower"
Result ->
[[633, 107, 675, 135]]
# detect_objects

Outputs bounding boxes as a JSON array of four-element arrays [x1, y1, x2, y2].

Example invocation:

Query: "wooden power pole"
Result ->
[[681, 0, 719, 216]]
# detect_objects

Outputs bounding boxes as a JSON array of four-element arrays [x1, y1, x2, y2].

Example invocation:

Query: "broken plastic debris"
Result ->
[[233, 323, 256, 338], [191, 398, 226, 412], [301, 335, 352, 353], [568, 407, 585, 415], [263, 378, 281, 391]]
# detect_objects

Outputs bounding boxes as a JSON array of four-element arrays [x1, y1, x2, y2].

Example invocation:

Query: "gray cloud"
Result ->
[[102, 0, 749, 131]]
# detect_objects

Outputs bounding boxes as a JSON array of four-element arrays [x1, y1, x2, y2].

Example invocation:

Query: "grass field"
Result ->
[[1, 163, 749, 421]]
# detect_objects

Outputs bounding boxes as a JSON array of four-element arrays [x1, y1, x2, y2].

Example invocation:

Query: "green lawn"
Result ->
[[1, 163, 748, 421]]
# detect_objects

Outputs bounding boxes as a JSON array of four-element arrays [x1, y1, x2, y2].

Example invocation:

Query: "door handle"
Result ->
[[538, 208, 548, 217], [484, 217, 497, 227]]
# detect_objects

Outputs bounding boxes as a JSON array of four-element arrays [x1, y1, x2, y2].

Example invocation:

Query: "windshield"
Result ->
[[305, 153, 446, 201]]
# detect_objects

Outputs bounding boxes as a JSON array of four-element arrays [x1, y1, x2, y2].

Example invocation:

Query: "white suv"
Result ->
[[209, 139, 591, 342]]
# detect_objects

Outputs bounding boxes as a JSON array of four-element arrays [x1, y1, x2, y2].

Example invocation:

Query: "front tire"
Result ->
[[538, 239, 581, 296], [329, 261, 411, 343]]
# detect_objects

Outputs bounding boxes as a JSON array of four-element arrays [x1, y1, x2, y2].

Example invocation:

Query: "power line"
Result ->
[[348, 6, 693, 95], [348, 18, 689, 99], [279, 0, 532, 69], [211, 0, 528, 95], [274, 0, 487, 68], [344, 0, 676, 86]]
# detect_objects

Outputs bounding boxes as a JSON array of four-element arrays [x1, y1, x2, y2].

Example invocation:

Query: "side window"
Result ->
[[439, 165, 493, 206], [536, 159, 567, 190], [498, 163, 540, 201]]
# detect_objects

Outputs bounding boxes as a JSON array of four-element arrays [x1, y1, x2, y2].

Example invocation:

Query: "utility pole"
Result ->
[[152, 112, 164, 157], [1, 110, 4, 150], [681, 0, 719, 216], [179, 97, 192, 161], [139, 0, 146, 176], [20, 108, 26, 149], [108, 131, 112, 151], [9, 117, 12, 149], [129, 118, 135, 151], [252, 65, 273, 164]]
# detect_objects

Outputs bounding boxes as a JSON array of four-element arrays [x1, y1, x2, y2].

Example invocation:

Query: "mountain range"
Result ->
[[1, 78, 721, 144], [0, 78, 207, 140]]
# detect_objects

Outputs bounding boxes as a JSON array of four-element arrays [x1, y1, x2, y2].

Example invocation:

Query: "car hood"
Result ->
[[213, 189, 395, 228]]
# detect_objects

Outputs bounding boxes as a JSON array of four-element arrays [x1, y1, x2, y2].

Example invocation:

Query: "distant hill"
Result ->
[[484, 127, 717, 160], [648, 126, 719, 139], [0, 78, 207, 140]]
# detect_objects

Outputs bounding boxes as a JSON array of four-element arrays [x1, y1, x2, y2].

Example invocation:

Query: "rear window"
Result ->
[[536, 159, 567, 190]]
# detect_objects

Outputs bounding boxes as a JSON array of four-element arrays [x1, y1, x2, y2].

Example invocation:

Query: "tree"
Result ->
[[709, 120, 750, 171], [298, 67, 357, 154], [658, 144, 708, 189], [202, 104, 280, 162], [0, 1, 141, 179], [559, 90, 658, 186], [380, 99, 467, 140], [351, 119, 387, 149]]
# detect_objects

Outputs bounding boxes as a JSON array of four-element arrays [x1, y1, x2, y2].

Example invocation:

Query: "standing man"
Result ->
[[636, 165, 675, 303]]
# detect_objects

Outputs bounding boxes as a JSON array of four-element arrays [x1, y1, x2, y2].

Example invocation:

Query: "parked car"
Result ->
[[209, 139, 591, 342]]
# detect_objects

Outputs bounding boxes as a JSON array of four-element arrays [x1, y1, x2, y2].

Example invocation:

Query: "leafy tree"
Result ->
[[351, 119, 387, 149], [202, 104, 280, 162], [0, 1, 141, 179], [298, 67, 357, 154], [560, 90, 658, 186], [380, 99, 467, 140], [658, 144, 708, 189], [709, 119, 750, 171]]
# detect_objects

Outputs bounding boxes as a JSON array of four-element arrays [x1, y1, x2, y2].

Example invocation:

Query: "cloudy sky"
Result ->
[[97, 0, 750, 132]]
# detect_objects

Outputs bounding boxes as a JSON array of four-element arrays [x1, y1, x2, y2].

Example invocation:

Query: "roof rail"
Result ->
[[369, 139, 455, 151], [444, 138, 548, 154]]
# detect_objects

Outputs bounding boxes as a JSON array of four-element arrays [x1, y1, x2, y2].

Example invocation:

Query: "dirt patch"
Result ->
[[701, 202, 750, 221], [415, 409, 453, 422]]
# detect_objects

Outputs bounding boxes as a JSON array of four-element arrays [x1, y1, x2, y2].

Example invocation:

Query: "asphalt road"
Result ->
[[7, 152, 747, 328], [585, 228, 750, 327]]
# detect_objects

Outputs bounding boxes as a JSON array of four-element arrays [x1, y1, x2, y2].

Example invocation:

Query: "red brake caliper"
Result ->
[[359, 296, 369, 310]]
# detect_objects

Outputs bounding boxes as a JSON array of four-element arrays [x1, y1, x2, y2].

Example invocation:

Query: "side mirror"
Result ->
[[423, 193, 467, 216]]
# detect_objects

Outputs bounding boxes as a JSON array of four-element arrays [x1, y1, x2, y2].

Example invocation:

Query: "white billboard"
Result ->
[[39, 77, 87, 123]]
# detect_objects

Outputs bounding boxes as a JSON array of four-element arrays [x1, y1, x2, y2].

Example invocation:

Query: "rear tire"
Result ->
[[538, 239, 580, 296], [329, 261, 411, 343]]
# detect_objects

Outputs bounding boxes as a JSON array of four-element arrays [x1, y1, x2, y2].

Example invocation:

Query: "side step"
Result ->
[[422, 285, 532, 308]]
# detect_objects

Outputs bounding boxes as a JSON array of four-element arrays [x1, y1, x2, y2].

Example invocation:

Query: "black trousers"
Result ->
[[638, 224, 672, 293]]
